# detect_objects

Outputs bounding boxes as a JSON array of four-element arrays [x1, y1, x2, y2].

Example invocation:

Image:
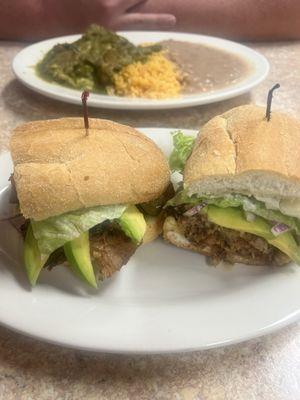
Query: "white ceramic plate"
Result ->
[[12, 32, 269, 110], [1, 128, 299, 354]]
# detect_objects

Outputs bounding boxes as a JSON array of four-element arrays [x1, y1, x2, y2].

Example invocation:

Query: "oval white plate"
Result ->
[[12, 32, 269, 110], [1, 128, 299, 354]]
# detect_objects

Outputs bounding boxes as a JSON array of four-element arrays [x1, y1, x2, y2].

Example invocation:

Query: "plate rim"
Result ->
[[12, 31, 270, 110], [0, 305, 298, 355]]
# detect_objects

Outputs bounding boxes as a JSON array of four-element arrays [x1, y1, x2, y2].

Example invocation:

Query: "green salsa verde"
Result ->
[[36, 25, 161, 92]]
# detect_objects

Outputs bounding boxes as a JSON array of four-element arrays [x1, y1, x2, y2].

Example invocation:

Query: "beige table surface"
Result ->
[[0, 41, 300, 400]]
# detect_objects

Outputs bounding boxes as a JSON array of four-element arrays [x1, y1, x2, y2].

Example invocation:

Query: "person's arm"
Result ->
[[133, 0, 300, 40], [0, 0, 175, 40]]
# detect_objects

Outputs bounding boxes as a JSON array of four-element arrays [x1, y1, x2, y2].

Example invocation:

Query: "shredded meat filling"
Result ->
[[90, 225, 137, 279], [177, 212, 290, 266]]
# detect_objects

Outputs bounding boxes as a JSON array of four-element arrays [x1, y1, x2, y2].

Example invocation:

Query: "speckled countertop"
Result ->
[[0, 40, 300, 400]]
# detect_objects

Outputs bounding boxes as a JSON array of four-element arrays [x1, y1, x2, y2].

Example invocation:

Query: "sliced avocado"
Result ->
[[64, 232, 97, 288], [118, 205, 146, 243], [207, 206, 273, 239], [24, 224, 45, 286], [269, 233, 300, 264], [207, 205, 300, 264]]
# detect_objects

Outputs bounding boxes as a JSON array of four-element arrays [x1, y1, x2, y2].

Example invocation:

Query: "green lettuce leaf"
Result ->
[[166, 190, 243, 208], [31, 204, 127, 258], [169, 131, 195, 173], [167, 190, 300, 234]]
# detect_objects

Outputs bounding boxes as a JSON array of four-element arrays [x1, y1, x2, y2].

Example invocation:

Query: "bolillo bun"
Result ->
[[184, 105, 300, 199], [10, 118, 170, 221]]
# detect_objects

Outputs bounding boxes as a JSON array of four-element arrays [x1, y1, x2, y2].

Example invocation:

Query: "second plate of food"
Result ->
[[12, 27, 269, 109]]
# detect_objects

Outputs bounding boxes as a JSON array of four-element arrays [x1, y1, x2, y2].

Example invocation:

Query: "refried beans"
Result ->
[[161, 40, 252, 94]]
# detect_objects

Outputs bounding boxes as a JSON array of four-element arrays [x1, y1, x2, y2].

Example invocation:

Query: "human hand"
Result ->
[[78, 0, 176, 30], [0, 0, 176, 40]]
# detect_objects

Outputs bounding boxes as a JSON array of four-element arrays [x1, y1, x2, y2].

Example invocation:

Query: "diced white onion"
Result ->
[[245, 212, 256, 222]]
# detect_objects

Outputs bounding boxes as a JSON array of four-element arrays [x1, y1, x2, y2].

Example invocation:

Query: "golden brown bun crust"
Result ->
[[184, 105, 300, 187], [10, 118, 170, 220]]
